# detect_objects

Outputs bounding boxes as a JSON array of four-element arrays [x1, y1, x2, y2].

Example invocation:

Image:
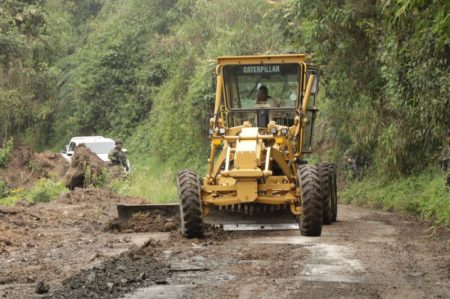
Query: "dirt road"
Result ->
[[1, 196, 449, 298], [122, 205, 450, 299]]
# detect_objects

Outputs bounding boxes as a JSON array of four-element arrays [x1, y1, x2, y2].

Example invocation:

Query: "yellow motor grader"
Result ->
[[117, 54, 337, 237], [176, 54, 337, 237]]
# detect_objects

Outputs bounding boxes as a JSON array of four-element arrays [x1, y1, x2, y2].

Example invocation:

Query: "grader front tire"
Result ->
[[177, 170, 204, 238], [298, 165, 323, 236]]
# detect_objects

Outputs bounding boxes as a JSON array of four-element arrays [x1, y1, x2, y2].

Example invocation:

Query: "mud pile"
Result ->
[[63, 144, 107, 190], [0, 142, 125, 193], [0, 144, 68, 189], [107, 210, 180, 233], [58, 188, 135, 205], [57, 188, 145, 220], [49, 240, 170, 299]]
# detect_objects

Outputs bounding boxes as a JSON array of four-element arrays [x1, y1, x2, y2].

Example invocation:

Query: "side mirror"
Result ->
[[67, 151, 74, 157]]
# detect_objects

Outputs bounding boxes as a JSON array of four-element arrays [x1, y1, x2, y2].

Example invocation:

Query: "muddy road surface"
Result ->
[[121, 205, 450, 299], [1, 199, 449, 298]]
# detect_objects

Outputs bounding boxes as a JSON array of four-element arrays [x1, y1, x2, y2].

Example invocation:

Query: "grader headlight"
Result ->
[[275, 136, 284, 144], [212, 138, 222, 145]]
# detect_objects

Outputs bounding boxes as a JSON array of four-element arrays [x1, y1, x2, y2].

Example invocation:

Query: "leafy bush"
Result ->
[[0, 179, 67, 206], [0, 180, 9, 198], [84, 167, 108, 188], [0, 138, 14, 168], [28, 179, 68, 204]]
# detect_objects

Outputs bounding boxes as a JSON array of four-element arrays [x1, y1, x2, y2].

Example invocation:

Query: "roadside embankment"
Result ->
[[340, 169, 450, 227]]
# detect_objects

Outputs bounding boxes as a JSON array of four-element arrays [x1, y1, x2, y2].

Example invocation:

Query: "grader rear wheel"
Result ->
[[329, 164, 338, 222], [298, 165, 323, 236], [317, 163, 333, 225], [177, 170, 204, 238]]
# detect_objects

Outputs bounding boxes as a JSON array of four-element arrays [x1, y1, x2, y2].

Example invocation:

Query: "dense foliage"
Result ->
[[0, 0, 449, 175], [0, 0, 448, 224], [286, 0, 450, 176]]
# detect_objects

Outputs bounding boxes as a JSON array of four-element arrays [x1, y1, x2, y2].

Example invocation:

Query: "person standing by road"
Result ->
[[439, 131, 450, 187], [344, 148, 358, 180], [108, 139, 129, 171]]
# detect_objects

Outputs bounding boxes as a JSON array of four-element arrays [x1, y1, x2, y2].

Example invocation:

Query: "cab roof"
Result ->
[[217, 54, 308, 66]]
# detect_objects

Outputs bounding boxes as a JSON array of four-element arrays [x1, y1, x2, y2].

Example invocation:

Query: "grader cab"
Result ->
[[177, 54, 338, 237]]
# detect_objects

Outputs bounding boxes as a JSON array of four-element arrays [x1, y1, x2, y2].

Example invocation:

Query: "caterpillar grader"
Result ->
[[117, 54, 338, 237]]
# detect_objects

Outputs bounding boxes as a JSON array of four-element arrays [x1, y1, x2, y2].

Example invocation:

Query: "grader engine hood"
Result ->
[[228, 127, 261, 203]]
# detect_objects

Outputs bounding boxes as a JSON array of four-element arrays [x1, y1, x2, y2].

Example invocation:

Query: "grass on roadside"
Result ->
[[108, 155, 208, 203], [0, 178, 68, 206], [108, 159, 178, 203], [340, 168, 450, 226]]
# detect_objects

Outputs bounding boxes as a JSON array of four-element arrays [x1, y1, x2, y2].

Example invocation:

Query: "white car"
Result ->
[[61, 136, 130, 171]]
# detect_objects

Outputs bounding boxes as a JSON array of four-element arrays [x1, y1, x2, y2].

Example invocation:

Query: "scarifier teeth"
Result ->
[[214, 204, 290, 214]]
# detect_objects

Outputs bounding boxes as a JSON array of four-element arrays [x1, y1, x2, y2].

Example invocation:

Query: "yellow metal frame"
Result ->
[[203, 54, 317, 218]]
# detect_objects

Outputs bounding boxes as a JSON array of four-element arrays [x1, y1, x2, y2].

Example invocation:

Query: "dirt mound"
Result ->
[[72, 144, 105, 169], [59, 188, 125, 204], [0, 187, 152, 298], [0, 145, 68, 189], [107, 210, 180, 233], [63, 144, 108, 190], [57, 188, 145, 214], [49, 240, 170, 299]]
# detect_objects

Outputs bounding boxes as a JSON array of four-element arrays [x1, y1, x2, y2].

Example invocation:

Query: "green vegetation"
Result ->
[[287, 0, 450, 226], [0, 180, 9, 198], [341, 169, 450, 226], [0, 1, 449, 225], [109, 158, 178, 203], [28, 178, 67, 204], [287, 0, 450, 177], [0, 178, 68, 206], [0, 138, 13, 168], [2, 0, 448, 169]]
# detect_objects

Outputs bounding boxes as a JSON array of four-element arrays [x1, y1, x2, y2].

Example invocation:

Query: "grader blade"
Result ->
[[116, 204, 298, 231], [204, 206, 298, 231]]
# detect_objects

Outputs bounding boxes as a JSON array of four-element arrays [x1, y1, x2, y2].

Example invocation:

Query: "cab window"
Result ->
[[223, 63, 301, 109]]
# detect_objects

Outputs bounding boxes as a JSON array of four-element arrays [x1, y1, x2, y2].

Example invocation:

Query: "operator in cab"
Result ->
[[255, 85, 278, 108], [108, 139, 129, 171]]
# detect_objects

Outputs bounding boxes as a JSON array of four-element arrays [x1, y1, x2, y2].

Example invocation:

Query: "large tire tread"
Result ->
[[177, 169, 204, 238], [317, 163, 333, 225], [298, 165, 323, 236]]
